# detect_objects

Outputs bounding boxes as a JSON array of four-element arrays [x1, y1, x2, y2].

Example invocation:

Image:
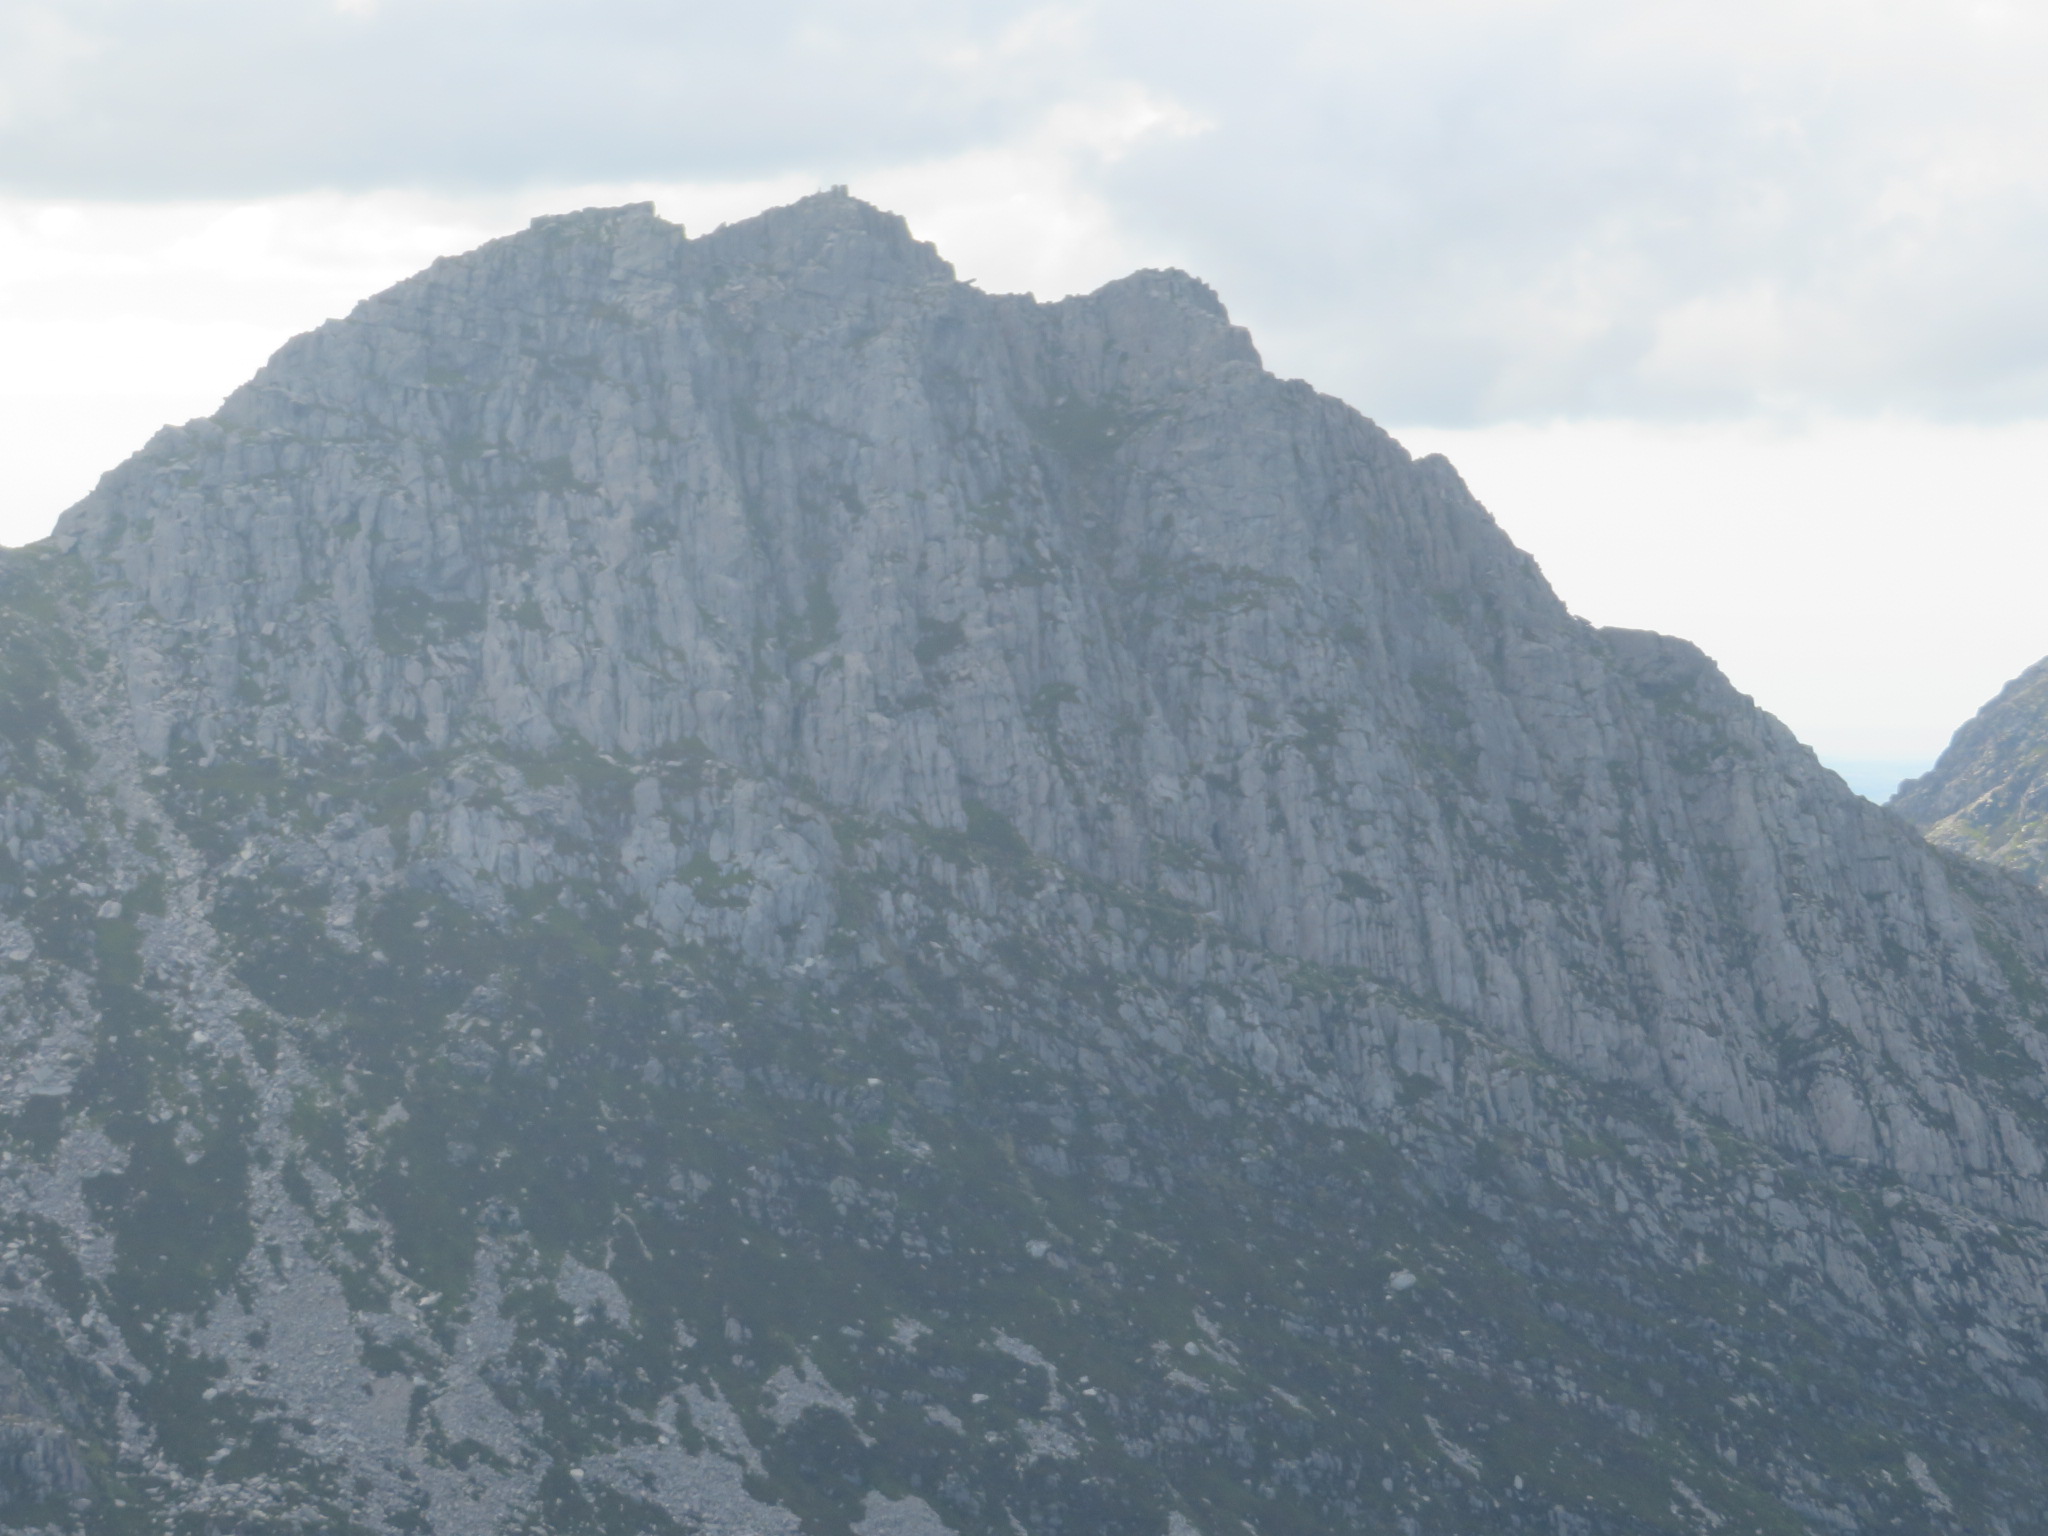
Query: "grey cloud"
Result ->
[[1086, 1, 2048, 423], [0, 0, 1074, 194], [5, 0, 2048, 423]]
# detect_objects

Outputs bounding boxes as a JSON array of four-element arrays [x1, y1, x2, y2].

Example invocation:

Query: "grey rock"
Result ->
[[1894, 654, 2048, 885], [64, 195, 2048, 1215], [0, 1355, 89, 1509], [0, 191, 2041, 1531]]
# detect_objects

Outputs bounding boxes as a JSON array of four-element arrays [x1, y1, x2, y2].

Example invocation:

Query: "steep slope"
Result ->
[[1894, 655, 2048, 885], [0, 194, 2047, 1533]]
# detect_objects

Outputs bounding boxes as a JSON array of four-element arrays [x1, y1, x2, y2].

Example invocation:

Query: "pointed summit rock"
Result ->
[[1, 197, 2046, 1531]]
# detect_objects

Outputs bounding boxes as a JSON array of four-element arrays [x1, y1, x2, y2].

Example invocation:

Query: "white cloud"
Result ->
[[1076, 0, 2048, 421], [860, 83, 1208, 300]]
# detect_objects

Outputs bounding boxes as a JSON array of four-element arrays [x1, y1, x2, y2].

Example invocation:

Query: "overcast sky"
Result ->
[[4, 0, 2047, 794]]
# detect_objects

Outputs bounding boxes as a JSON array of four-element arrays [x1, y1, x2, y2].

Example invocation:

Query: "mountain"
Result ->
[[1894, 657, 2048, 887], [2, 192, 2048, 1534]]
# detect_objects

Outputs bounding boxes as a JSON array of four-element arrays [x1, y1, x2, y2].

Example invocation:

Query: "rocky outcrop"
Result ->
[[0, 1353, 90, 1513], [1, 192, 2047, 1532], [1894, 655, 2048, 885], [60, 196, 2048, 1214]]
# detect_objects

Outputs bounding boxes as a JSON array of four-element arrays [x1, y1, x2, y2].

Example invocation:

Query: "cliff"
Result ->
[[0, 193, 2042, 1532]]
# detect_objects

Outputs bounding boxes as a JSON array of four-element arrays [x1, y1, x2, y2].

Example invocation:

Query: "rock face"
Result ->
[[1894, 656, 2048, 886], [2, 192, 2048, 1533]]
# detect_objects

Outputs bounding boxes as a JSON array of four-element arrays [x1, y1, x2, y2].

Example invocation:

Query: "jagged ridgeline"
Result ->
[[1894, 657, 2048, 890], [3, 194, 2048, 1535]]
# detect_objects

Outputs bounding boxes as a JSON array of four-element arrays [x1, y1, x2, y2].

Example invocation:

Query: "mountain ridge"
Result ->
[[1892, 654, 2048, 886], [0, 192, 2042, 1532], [58, 192, 2018, 1204]]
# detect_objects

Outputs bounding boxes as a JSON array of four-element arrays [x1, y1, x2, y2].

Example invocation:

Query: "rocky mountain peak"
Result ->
[[525, 198, 667, 236], [38, 192, 2048, 1192], [1, 197, 2047, 1532]]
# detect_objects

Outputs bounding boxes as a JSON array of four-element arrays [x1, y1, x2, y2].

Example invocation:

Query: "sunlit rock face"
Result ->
[[1, 193, 2046, 1532], [1895, 656, 2048, 890]]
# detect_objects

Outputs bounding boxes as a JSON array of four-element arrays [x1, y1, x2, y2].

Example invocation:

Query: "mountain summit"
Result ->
[[1, 193, 2046, 1533]]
